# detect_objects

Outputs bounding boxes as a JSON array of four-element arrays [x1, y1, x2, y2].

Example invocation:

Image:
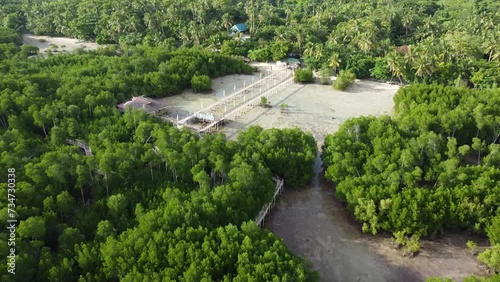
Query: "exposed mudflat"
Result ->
[[266, 153, 488, 282], [266, 154, 421, 282]]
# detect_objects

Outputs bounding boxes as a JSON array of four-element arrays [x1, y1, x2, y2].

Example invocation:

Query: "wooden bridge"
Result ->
[[66, 138, 92, 156], [175, 67, 294, 134], [254, 176, 285, 227]]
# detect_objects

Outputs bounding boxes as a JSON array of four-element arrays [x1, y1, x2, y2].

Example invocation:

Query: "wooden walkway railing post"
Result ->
[[254, 176, 284, 227]]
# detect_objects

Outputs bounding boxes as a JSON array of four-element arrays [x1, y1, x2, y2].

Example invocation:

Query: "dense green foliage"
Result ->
[[323, 83, 500, 276], [191, 74, 212, 92], [0, 27, 21, 45], [332, 70, 356, 90], [478, 214, 500, 273], [323, 84, 500, 237], [370, 57, 393, 81], [0, 28, 318, 281], [1, 0, 498, 87], [294, 68, 314, 83], [236, 126, 317, 188]]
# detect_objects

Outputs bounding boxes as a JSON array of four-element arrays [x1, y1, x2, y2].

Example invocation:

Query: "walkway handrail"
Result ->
[[254, 176, 285, 227], [66, 138, 92, 156], [178, 67, 289, 124]]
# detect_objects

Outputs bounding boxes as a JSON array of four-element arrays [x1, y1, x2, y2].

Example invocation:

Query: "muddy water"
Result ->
[[266, 153, 421, 282]]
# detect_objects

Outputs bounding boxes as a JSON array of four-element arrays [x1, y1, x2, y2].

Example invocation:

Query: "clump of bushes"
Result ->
[[393, 231, 421, 258], [346, 54, 375, 78], [370, 57, 392, 80], [191, 75, 212, 92], [248, 45, 272, 62], [333, 70, 356, 90], [0, 27, 22, 45], [294, 68, 314, 83]]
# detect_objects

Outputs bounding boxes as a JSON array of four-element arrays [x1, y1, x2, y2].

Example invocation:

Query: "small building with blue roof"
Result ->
[[230, 23, 248, 34]]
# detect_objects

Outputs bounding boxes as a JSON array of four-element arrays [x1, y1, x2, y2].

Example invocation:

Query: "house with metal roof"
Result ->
[[117, 96, 166, 115], [230, 23, 248, 33]]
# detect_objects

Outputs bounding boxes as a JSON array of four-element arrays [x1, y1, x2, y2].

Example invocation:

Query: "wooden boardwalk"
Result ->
[[66, 138, 92, 156], [177, 68, 294, 134], [225, 76, 294, 120], [254, 176, 284, 227]]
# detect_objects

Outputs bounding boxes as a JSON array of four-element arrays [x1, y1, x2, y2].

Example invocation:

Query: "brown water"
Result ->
[[266, 153, 421, 282]]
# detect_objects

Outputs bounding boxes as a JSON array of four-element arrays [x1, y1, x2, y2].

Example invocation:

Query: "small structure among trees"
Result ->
[[277, 58, 301, 70], [116, 96, 166, 115], [230, 23, 248, 34]]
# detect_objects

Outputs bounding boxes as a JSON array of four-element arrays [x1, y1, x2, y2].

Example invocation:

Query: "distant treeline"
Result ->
[[1, 0, 499, 87]]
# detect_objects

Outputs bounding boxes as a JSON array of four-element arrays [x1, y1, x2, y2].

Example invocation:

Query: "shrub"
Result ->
[[248, 46, 272, 62], [260, 96, 268, 105], [319, 66, 331, 84], [0, 27, 22, 45], [333, 70, 356, 90], [20, 44, 39, 56], [260, 96, 271, 107], [294, 68, 314, 83], [346, 54, 375, 78], [393, 231, 406, 249], [191, 75, 212, 92], [280, 103, 288, 113], [370, 57, 392, 80], [478, 244, 500, 272], [466, 240, 478, 256], [403, 235, 421, 257]]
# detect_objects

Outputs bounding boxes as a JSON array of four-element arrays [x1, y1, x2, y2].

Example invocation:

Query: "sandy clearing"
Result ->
[[220, 79, 399, 141], [158, 72, 265, 122], [22, 34, 102, 56]]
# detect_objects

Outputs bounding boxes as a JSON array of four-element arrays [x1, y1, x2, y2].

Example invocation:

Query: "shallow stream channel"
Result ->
[[265, 153, 421, 282]]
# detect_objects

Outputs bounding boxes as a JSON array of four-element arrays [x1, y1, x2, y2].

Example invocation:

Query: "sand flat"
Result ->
[[22, 34, 101, 55]]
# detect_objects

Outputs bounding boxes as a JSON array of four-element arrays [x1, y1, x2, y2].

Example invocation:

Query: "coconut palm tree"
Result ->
[[328, 53, 341, 75], [222, 13, 232, 32], [294, 26, 306, 52], [483, 29, 500, 62], [386, 50, 405, 84]]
